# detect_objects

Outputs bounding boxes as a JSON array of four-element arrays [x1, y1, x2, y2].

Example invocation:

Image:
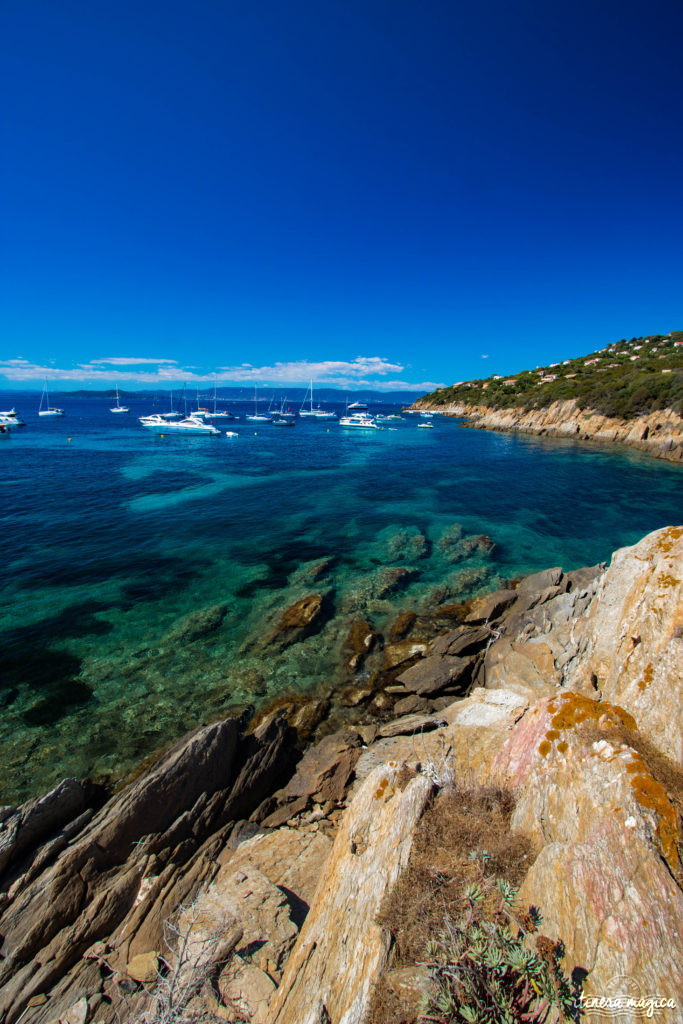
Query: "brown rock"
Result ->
[[397, 654, 473, 696], [378, 713, 447, 739], [383, 640, 428, 669], [339, 683, 374, 707], [393, 695, 433, 716], [388, 610, 417, 641], [343, 619, 380, 672], [429, 624, 491, 658], [464, 588, 517, 623], [283, 730, 362, 805], [381, 965, 435, 1018], [371, 692, 394, 712], [268, 594, 327, 649], [125, 950, 159, 984]]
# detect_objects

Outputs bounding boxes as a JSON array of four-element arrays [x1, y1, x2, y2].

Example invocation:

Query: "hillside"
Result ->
[[418, 331, 683, 420]]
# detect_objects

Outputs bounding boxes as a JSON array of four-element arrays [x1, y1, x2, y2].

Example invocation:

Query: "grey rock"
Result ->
[[165, 603, 228, 644], [378, 714, 447, 739], [429, 625, 491, 658]]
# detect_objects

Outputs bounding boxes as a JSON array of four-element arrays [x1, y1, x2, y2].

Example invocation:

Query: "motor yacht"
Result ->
[[339, 411, 379, 429], [139, 414, 220, 435], [0, 408, 25, 426]]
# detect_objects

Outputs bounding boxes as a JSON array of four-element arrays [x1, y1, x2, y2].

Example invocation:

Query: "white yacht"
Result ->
[[339, 411, 379, 429], [110, 385, 130, 414], [417, 421, 434, 429], [347, 399, 368, 410], [139, 414, 220, 435], [0, 408, 25, 426], [375, 413, 403, 423], [38, 381, 64, 417]]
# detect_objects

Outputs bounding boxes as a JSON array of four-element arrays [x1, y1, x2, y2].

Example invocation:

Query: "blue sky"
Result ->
[[2, 0, 681, 390]]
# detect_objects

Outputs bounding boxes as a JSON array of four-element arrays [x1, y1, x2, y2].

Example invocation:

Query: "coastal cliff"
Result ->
[[413, 398, 683, 462], [1, 527, 681, 1024]]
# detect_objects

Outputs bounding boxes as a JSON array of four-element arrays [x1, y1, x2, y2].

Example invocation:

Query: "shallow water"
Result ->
[[1, 391, 681, 802]]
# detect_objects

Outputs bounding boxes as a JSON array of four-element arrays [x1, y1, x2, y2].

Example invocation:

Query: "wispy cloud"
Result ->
[[87, 357, 179, 365], [0, 355, 440, 390]]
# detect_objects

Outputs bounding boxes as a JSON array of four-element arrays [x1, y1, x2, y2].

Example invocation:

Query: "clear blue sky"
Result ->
[[2, 0, 681, 390]]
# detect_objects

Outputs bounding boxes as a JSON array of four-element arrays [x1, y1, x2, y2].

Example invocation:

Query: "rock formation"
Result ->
[[1, 525, 681, 1024]]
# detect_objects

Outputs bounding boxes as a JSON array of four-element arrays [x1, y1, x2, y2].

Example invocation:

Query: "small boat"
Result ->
[[140, 414, 220, 435], [339, 411, 379, 429], [38, 381, 64, 417], [417, 421, 434, 429], [110, 384, 130, 414], [246, 385, 272, 422], [347, 399, 368, 410], [375, 413, 403, 423], [419, 411, 433, 418], [0, 408, 25, 426], [299, 380, 336, 419], [272, 397, 296, 425]]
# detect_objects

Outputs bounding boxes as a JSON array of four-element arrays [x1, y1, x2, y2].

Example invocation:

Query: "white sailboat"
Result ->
[[38, 380, 64, 417], [205, 381, 235, 420], [110, 384, 130, 414], [299, 380, 336, 419], [246, 385, 272, 422]]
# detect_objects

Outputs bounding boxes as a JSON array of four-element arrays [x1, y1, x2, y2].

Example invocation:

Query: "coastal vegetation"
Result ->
[[420, 332, 683, 420]]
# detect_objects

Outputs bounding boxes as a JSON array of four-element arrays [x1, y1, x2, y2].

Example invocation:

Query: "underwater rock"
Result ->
[[383, 641, 428, 670], [248, 696, 329, 742], [436, 522, 463, 556], [388, 610, 417, 641], [383, 526, 428, 562], [164, 603, 228, 644], [288, 557, 335, 586], [267, 594, 327, 649]]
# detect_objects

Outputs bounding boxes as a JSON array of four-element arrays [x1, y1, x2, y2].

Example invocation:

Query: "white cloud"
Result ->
[[88, 357, 179, 365], [0, 355, 439, 390]]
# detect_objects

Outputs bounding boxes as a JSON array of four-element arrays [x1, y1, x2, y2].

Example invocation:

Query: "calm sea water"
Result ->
[[2, 390, 681, 802]]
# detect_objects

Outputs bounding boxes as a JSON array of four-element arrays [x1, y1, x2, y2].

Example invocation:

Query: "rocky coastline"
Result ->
[[412, 398, 683, 462], [1, 526, 681, 1024]]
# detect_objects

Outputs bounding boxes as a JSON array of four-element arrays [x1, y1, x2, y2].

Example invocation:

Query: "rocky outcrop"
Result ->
[[265, 764, 432, 1024], [0, 715, 298, 1024], [163, 602, 228, 644], [417, 399, 683, 462], [1, 526, 680, 1024], [565, 525, 683, 762]]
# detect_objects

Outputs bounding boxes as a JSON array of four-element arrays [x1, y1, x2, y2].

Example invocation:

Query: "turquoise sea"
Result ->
[[2, 390, 681, 803]]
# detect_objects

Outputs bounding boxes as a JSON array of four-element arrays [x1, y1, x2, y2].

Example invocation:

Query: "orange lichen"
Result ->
[[629, 771, 680, 869], [655, 525, 683, 554], [638, 663, 654, 691], [657, 573, 680, 590], [545, 730, 560, 742], [557, 741, 568, 754], [375, 777, 390, 799], [538, 740, 552, 758]]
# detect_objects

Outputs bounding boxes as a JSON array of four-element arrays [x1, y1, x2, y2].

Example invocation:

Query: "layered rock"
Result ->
[[417, 399, 683, 462]]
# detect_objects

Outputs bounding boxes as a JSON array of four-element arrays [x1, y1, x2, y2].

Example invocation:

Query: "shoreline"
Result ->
[[413, 398, 683, 463]]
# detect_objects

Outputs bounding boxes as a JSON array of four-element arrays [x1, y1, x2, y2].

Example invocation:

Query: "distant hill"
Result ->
[[418, 331, 683, 420], [38, 386, 428, 404]]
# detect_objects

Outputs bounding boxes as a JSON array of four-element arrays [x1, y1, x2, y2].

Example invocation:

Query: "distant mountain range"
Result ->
[[3, 386, 428, 404]]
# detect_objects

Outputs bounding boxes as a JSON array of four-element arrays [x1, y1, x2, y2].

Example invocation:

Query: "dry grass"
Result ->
[[371, 785, 537, 1024]]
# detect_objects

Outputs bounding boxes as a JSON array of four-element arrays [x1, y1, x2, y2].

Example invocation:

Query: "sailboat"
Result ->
[[110, 384, 130, 414], [246, 385, 272, 422], [38, 380, 64, 417], [205, 381, 235, 420], [299, 380, 336, 419]]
